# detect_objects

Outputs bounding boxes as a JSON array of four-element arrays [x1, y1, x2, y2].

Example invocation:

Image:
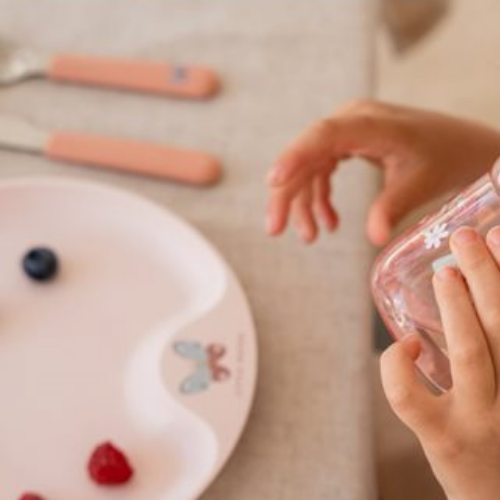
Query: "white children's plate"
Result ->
[[0, 177, 257, 500]]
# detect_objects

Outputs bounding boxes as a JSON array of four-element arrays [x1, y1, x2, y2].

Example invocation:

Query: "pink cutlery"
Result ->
[[0, 42, 220, 99], [0, 115, 221, 185]]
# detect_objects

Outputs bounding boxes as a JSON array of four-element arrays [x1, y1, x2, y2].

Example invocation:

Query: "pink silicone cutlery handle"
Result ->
[[45, 132, 222, 186], [48, 55, 220, 99]]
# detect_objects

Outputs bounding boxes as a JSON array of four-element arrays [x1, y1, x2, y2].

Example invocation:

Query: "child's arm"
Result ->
[[382, 226, 500, 500], [266, 100, 500, 245]]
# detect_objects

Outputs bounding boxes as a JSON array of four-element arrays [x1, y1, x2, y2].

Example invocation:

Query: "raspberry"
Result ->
[[19, 494, 45, 500], [88, 441, 134, 485]]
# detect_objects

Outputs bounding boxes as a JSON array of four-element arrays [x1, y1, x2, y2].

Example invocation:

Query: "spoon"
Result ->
[[0, 41, 220, 99]]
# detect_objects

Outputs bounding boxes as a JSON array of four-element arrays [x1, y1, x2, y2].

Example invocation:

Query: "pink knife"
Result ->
[[0, 115, 222, 186]]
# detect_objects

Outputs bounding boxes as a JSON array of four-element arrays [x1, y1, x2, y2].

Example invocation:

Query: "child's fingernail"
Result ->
[[452, 227, 477, 247], [267, 168, 284, 185], [266, 171, 277, 184], [487, 226, 500, 247], [402, 334, 421, 360], [266, 214, 277, 234], [300, 228, 311, 241], [435, 266, 457, 281]]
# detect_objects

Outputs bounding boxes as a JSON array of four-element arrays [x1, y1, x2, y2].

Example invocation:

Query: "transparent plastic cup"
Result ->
[[371, 160, 500, 392]]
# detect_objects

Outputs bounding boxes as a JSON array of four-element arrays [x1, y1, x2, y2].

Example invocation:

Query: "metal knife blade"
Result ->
[[0, 115, 48, 154]]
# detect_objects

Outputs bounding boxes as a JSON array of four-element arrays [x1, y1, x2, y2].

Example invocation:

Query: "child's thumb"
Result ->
[[367, 173, 428, 247], [380, 335, 443, 438]]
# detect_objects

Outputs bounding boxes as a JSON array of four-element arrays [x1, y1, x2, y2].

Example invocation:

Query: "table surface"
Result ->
[[0, 1, 378, 498]]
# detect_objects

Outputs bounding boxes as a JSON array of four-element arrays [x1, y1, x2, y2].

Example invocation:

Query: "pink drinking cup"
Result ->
[[372, 159, 500, 391]]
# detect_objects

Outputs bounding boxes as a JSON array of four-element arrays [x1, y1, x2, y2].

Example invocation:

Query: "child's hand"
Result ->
[[381, 226, 500, 500], [266, 100, 500, 246]]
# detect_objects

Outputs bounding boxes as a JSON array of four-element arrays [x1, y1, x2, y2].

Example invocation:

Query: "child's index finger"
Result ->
[[433, 263, 496, 407], [271, 121, 340, 187]]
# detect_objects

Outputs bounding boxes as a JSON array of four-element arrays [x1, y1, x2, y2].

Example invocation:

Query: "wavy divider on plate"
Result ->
[[125, 270, 257, 499]]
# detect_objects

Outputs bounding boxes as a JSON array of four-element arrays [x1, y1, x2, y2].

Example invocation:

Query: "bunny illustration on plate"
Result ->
[[173, 341, 231, 394]]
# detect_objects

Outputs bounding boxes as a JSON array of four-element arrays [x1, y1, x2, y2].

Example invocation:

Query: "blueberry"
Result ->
[[23, 247, 59, 282]]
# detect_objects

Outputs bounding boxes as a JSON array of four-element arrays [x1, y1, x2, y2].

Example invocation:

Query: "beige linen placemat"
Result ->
[[0, 1, 378, 498]]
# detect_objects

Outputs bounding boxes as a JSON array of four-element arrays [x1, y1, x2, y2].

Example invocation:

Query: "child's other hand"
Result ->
[[382, 226, 500, 500], [266, 101, 500, 245]]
